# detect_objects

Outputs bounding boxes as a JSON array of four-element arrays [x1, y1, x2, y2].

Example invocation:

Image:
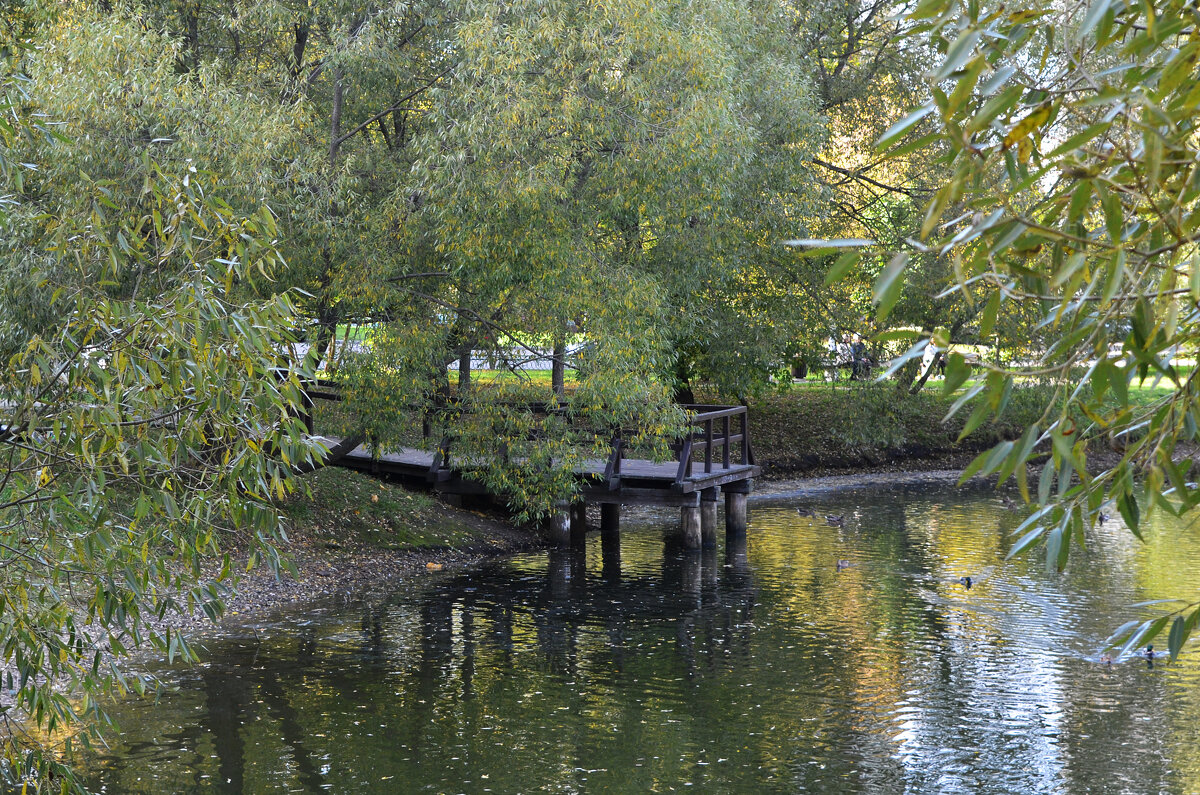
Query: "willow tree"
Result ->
[[849, 0, 1200, 658], [0, 21, 311, 788], [339, 0, 823, 515], [74, 0, 457, 365]]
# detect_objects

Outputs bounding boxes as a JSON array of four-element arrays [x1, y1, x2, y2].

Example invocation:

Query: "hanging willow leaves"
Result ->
[[884, 0, 1200, 656]]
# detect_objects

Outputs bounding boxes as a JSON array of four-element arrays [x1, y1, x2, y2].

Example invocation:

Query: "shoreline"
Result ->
[[204, 439, 1157, 636], [181, 448, 991, 638], [163, 502, 546, 637]]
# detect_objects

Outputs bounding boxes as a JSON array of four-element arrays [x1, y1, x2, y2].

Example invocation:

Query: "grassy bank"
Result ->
[[747, 381, 1052, 475], [281, 466, 482, 551], [158, 468, 542, 633]]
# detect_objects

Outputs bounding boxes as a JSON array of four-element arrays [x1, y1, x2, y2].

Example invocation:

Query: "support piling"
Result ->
[[681, 505, 702, 549], [700, 487, 719, 549]]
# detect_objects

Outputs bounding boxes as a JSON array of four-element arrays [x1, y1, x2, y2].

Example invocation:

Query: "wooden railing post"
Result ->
[[603, 433, 623, 489], [722, 415, 730, 468], [743, 411, 755, 465], [674, 435, 693, 485], [704, 418, 713, 473]]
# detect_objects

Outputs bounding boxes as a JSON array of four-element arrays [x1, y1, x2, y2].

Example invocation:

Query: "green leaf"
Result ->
[[1120, 615, 1170, 658], [824, 251, 861, 285], [959, 446, 995, 483], [934, 29, 982, 81], [875, 105, 936, 151], [1168, 615, 1187, 661], [885, 132, 943, 159], [1157, 42, 1199, 100], [873, 253, 909, 321], [1038, 457, 1056, 505], [875, 329, 922, 343], [999, 424, 1040, 484], [978, 65, 1016, 96], [1045, 122, 1111, 158], [1067, 181, 1093, 223], [957, 400, 993, 441], [942, 352, 971, 396], [1076, 0, 1114, 41], [1098, 184, 1124, 242], [1118, 491, 1141, 539], [1045, 525, 1064, 571], [979, 290, 1002, 337], [1103, 619, 1141, 648], [966, 85, 1024, 133], [1007, 524, 1046, 559]]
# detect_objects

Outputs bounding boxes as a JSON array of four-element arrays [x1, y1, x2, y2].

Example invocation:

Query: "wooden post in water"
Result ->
[[601, 503, 620, 578], [569, 502, 588, 547], [700, 487, 719, 549], [548, 550, 571, 598], [725, 529, 748, 573], [547, 504, 571, 547], [724, 480, 751, 536], [702, 548, 719, 588], [681, 550, 702, 602], [601, 503, 620, 536], [601, 524, 621, 582], [680, 505, 702, 549]]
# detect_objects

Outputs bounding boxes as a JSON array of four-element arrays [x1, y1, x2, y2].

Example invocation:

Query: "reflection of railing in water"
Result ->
[[418, 538, 757, 677], [84, 538, 758, 793]]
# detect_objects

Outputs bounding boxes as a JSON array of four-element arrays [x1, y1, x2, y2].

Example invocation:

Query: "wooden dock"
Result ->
[[303, 386, 758, 549]]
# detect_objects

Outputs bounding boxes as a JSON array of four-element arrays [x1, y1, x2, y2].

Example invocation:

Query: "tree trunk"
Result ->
[[892, 358, 920, 393], [294, 432, 366, 473], [458, 349, 472, 393], [184, 5, 200, 71], [673, 358, 695, 405], [551, 333, 566, 397], [309, 316, 337, 374], [291, 21, 309, 82], [907, 359, 935, 395]]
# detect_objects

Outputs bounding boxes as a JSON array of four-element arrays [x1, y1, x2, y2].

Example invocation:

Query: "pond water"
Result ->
[[83, 478, 1200, 793]]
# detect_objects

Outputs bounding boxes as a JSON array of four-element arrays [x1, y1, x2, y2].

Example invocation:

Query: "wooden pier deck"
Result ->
[[318, 437, 759, 501], [302, 387, 759, 548]]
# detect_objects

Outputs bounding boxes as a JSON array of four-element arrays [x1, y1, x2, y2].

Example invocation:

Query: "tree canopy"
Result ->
[[0, 17, 315, 785]]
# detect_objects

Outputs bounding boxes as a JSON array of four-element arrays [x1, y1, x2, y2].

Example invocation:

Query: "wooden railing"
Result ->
[[601, 405, 755, 489], [671, 404, 755, 485]]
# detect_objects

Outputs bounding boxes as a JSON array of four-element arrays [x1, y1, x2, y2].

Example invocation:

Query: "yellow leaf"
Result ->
[[1003, 103, 1052, 150]]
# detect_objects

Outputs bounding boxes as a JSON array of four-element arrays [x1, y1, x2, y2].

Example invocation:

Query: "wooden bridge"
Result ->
[[301, 384, 758, 549]]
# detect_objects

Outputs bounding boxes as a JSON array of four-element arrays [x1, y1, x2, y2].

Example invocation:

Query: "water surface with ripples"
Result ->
[[83, 477, 1200, 793]]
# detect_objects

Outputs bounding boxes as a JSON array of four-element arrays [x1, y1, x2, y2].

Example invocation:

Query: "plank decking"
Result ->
[[316, 435, 759, 502]]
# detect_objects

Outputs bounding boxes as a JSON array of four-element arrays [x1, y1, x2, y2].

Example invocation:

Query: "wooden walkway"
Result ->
[[301, 386, 759, 548], [318, 436, 759, 503]]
